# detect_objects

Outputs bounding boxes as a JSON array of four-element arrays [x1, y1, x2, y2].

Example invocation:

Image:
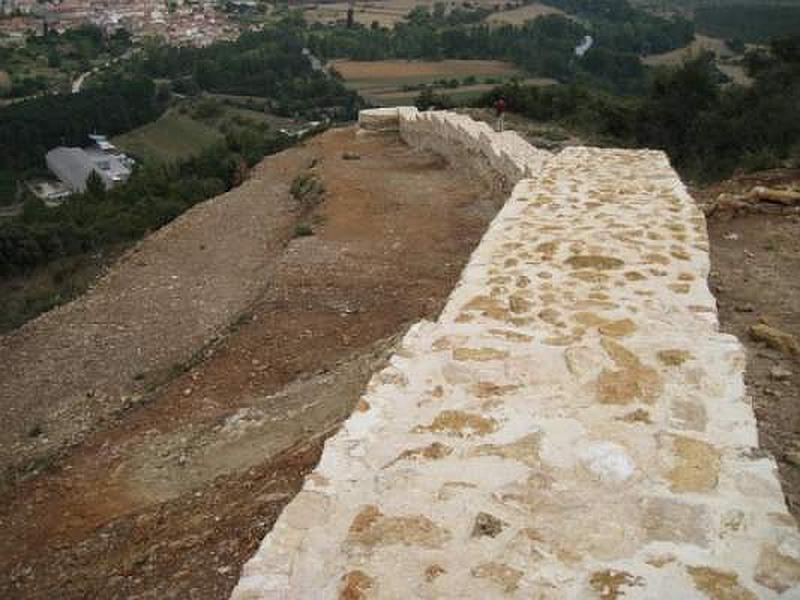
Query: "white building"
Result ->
[[45, 136, 134, 193]]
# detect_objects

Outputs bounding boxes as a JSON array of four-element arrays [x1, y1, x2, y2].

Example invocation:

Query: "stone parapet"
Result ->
[[231, 111, 800, 599], [396, 108, 551, 192]]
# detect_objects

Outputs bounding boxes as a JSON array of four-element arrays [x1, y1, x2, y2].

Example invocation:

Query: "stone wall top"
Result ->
[[231, 111, 800, 599]]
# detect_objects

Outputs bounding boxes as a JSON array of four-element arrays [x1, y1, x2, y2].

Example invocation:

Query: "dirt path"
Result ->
[[0, 127, 502, 598], [698, 170, 800, 518]]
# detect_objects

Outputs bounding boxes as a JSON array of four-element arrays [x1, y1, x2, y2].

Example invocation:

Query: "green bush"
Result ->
[[294, 223, 314, 236], [290, 172, 325, 204]]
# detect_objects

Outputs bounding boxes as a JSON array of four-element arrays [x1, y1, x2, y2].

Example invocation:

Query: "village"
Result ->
[[0, 0, 239, 47]]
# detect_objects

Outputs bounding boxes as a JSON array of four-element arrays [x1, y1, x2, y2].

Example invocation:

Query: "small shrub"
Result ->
[[743, 148, 781, 173], [193, 98, 223, 120], [294, 223, 314, 236], [290, 172, 324, 204]]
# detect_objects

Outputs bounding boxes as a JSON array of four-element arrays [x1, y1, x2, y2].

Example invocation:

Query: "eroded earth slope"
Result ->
[[0, 127, 503, 598]]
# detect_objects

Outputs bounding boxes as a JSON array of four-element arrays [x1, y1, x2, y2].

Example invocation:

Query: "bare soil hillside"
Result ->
[[0, 127, 503, 598], [696, 170, 800, 518]]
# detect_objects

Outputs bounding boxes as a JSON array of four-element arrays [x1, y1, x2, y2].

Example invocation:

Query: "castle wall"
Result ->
[[232, 109, 800, 599]]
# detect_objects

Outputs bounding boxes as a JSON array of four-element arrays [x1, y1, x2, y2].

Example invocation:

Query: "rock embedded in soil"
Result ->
[[749, 323, 800, 356]]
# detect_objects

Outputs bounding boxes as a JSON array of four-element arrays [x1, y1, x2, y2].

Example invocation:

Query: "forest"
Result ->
[[132, 24, 359, 118], [695, 4, 800, 44], [0, 25, 131, 98], [307, 2, 694, 94], [481, 35, 800, 181], [0, 75, 163, 173]]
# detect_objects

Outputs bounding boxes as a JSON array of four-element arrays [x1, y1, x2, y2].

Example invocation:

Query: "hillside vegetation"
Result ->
[[112, 110, 223, 164], [695, 4, 800, 43], [0, 20, 360, 327], [481, 35, 800, 181], [308, 0, 694, 94]]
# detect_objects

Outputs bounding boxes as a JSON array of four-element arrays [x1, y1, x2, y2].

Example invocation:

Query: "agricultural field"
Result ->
[[303, 0, 504, 28], [642, 34, 754, 86], [641, 34, 735, 66], [484, 2, 567, 26], [111, 97, 302, 164], [373, 78, 558, 105], [330, 58, 540, 105], [303, 2, 408, 27], [112, 110, 223, 164]]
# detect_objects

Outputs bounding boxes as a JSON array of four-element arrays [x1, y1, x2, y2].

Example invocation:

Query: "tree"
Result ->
[[85, 170, 106, 199]]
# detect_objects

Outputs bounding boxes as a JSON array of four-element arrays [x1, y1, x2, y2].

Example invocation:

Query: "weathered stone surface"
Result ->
[[231, 109, 799, 599], [357, 107, 402, 132], [687, 566, 757, 600], [346, 505, 451, 549]]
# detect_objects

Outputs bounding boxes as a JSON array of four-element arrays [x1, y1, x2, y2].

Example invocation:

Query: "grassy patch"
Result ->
[[112, 110, 223, 163], [331, 59, 526, 106]]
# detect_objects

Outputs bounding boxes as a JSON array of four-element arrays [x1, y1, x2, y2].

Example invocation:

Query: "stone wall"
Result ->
[[359, 107, 550, 193], [232, 110, 800, 599]]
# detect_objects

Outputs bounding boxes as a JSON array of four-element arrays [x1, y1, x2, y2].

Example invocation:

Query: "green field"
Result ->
[[330, 59, 537, 107], [371, 79, 558, 106], [112, 110, 223, 163]]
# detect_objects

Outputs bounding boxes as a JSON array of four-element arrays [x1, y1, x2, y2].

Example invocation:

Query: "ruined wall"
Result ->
[[231, 110, 800, 599], [359, 107, 550, 193]]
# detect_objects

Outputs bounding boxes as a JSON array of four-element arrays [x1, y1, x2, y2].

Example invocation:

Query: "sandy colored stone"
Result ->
[[535, 241, 559, 258], [588, 569, 645, 599], [472, 382, 519, 398], [347, 505, 451, 549], [624, 271, 647, 281], [565, 255, 625, 270], [413, 410, 498, 437], [645, 554, 676, 568], [754, 544, 800, 593], [340, 570, 375, 600], [538, 308, 562, 324], [669, 283, 691, 294], [657, 349, 692, 366], [471, 433, 541, 467], [453, 347, 510, 362], [509, 295, 533, 314], [687, 566, 757, 600], [598, 318, 637, 337], [471, 562, 523, 592], [671, 247, 691, 261], [461, 295, 509, 320], [642, 496, 710, 547], [644, 253, 670, 265], [666, 435, 721, 493], [573, 311, 608, 327], [488, 328, 533, 342], [424, 564, 446, 582], [749, 323, 800, 355], [571, 270, 611, 283], [384, 442, 453, 468], [619, 408, 653, 424], [596, 338, 663, 405]]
